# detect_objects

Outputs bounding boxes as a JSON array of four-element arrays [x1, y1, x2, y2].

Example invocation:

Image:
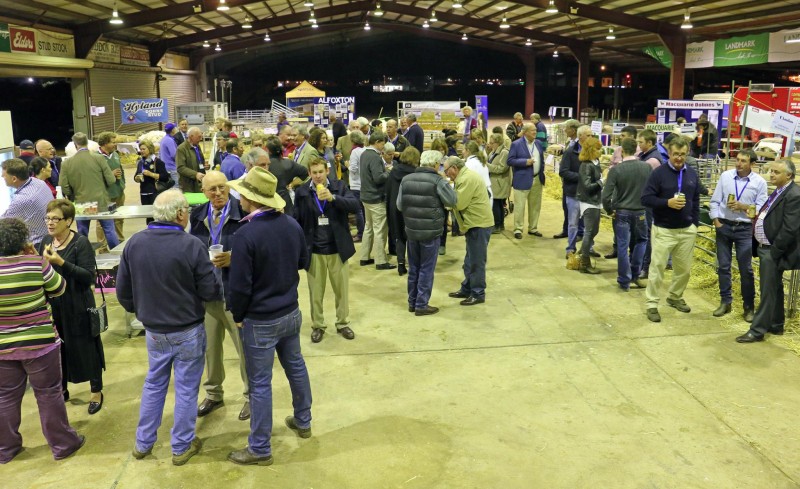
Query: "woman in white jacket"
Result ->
[[463, 141, 492, 201]]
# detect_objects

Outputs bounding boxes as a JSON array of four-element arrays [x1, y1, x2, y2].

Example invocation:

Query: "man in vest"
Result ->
[[397, 150, 457, 315]]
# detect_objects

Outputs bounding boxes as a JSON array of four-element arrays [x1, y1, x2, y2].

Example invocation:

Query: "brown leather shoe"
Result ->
[[311, 328, 324, 343], [238, 401, 250, 421], [228, 447, 273, 466], [337, 326, 355, 340], [415, 306, 439, 316], [197, 398, 224, 417]]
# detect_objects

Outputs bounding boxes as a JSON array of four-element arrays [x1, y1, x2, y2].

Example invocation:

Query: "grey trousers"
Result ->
[[203, 300, 249, 401]]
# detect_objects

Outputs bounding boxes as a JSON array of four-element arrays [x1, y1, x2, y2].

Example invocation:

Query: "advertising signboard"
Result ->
[[120, 98, 169, 124]]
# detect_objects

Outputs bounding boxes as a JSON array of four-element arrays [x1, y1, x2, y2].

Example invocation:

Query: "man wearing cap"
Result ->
[[294, 158, 360, 343], [160, 123, 180, 186], [189, 171, 250, 421], [18, 140, 36, 164], [226, 167, 313, 466], [177, 127, 208, 193]]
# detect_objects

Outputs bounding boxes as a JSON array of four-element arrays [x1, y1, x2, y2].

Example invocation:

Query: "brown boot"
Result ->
[[579, 255, 601, 274]]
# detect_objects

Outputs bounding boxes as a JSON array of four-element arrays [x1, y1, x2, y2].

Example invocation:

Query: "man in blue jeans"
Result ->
[[602, 138, 652, 291], [116, 189, 221, 466], [226, 167, 313, 466], [709, 149, 767, 321]]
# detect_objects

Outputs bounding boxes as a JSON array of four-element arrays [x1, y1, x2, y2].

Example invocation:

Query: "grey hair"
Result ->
[[577, 125, 593, 137], [72, 132, 88, 147], [347, 120, 361, 131], [187, 127, 202, 137], [405, 113, 417, 122], [489, 133, 504, 145], [531, 113, 541, 121], [563, 119, 581, 129], [243, 147, 269, 168], [446, 156, 465, 169], [522, 122, 536, 133], [383, 142, 395, 154], [369, 130, 387, 145], [774, 158, 796, 177], [153, 189, 188, 222], [420, 150, 443, 168], [357, 117, 369, 127], [513, 112, 523, 119], [294, 124, 309, 138], [350, 130, 365, 145]]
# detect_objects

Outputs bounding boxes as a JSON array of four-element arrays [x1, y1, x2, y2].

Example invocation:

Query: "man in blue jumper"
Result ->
[[641, 137, 700, 323], [226, 167, 313, 466]]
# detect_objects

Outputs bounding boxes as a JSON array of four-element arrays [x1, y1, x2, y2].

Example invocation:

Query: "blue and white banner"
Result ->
[[120, 98, 168, 124]]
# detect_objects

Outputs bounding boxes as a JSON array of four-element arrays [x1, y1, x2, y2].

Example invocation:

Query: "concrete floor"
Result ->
[[6, 171, 800, 489]]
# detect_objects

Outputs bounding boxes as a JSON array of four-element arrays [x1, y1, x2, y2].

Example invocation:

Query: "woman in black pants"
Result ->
[[576, 137, 604, 274], [134, 139, 170, 223]]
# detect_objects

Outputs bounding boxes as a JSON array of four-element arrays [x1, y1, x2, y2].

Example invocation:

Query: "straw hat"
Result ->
[[226, 167, 286, 210]]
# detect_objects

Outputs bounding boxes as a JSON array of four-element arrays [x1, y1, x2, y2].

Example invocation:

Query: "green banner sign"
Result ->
[[714, 33, 769, 67], [643, 45, 672, 68], [0, 23, 9, 53]]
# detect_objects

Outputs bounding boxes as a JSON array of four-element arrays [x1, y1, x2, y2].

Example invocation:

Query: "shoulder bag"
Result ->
[[88, 255, 109, 336]]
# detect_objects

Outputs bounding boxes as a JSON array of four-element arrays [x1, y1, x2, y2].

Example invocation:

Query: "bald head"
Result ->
[[202, 170, 230, 210], [35, 139, 56, 159]]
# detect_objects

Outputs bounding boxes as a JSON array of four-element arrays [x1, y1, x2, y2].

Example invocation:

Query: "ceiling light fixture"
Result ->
[[203, 40, 210, 47], [462, 33, 468, 41], [681, 10, 693, 29], [606, 27, 615, 40], [430, 10, 438, 22], [546, 0, 558, 14], [309, 10, 316, 24], [242, 15, 252, 29], [452, 1, 463, 8], [215, 42, 221, 51], [423, 20, 430, 28], [499, 15, 510, 29], [525, 38, 532, 46], [217, 0, 229, 12], [263, 32, 271, 41], [364, 21, 371, 31], [374, 3, 384, 16], [304, 0, 314, 6], [553, 49, 559, 58], [109, 4, 123, 25]]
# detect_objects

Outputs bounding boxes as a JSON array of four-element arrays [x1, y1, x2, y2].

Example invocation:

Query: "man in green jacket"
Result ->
[[97, 131, 125, 251], [443, 157, 494, 305], [177, 127, 208, 193]]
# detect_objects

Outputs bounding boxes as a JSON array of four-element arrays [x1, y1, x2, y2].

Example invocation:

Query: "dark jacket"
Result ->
[[229, 211, 310, 323], [755, 182, 800, 270], [386, 163, 417, 248], [507, 137, 546, 190], [387, 134, 410, 162], [116, 222, 221, 333], [134, 156, 170, 195], [577, 161, 603, 205], [601, 158, 652, 213], [398, 167, 457, 241], [293, 179, 359, 263], [640, 146, 665, 166], [189, 196, 245, 307], [359, 147, 389, 203], [641, 163, 700, 229], [559, 140, 581, 197], [506, 122, 523, 142], [269, 156, 310, 216], [406, 123, 425, 153], [332, 120, 347, 148]]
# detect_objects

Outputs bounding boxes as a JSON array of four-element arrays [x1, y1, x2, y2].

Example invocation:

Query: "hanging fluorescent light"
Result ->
[[525, 38, 532, 46], [364, 21, 371, 31], [546, 0, 558, 14], [263, 32, 271, 41], [606, 27, 615, 40], [217, 0, 229, 12], [430, 10, 438, 22], [374, 3, 384, 16], [242, 15, 252, 29], [553, 49, 559, 58], [203, 40, 210, 47], [304, 0, 314, 6], [462, 33, 468, 41], [311, 22, 318, 28], [681, 10, 693, 29], [452, 1, 463, 8], [499, 15, 510, 29], [423, 20, 430, 28], [309, 10, 316, 24], [109, 5, 123, 25], [215, 42, 221, 51]]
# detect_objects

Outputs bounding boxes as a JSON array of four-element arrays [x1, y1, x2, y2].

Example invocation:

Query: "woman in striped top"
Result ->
[[0, 218, 85, 464]]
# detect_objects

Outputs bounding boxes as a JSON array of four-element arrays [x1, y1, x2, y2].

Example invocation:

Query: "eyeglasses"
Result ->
[[204, 185, 227, 193], [44, 216, 64, 223]]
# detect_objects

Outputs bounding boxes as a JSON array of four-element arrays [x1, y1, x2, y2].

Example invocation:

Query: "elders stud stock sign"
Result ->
[[0, 23, 75, 58]]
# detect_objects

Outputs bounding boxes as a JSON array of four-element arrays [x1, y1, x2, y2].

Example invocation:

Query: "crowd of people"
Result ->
[[0, 108, 798, 466]]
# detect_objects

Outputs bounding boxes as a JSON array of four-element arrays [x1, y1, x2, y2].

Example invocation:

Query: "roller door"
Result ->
[[159, 73, 198, 122], [88, 68, 158, 135]]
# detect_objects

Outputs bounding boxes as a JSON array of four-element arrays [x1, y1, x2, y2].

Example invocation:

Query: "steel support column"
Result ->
[[659, 33, 687, 99]]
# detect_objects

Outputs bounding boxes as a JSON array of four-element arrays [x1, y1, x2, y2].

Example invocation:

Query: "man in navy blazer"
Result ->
[[405, 113, 425, 153], [737, 159, 800, 343], [507, 123, 546, 239]]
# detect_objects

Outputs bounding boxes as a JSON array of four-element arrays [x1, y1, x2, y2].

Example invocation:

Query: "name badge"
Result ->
[[318, 216, 329, 226]]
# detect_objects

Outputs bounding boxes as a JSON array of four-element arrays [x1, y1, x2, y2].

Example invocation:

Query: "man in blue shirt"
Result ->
[[709, 149, 767, 321], [220, 139, 245, 181], [160, 123, 179, 186]]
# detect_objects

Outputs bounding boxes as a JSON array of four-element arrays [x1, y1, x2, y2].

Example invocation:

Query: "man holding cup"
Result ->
[[641, 137, 701, 323], [189, 171, 250, 420]]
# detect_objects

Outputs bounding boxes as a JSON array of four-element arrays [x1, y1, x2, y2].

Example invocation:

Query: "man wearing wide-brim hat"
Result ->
[[225, 167, 314, 466]]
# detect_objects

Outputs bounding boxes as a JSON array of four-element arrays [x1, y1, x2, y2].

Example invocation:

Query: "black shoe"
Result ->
[[647, 308, 661, 323], [408, 305, 415, 313], [769, 325, 785, 335], [398, 264, 408, 276], [285, 416, 312, 438], [63, 390, 70, 402], [359, 259, 374, 266], [736, 331, 764, 343], [228, 447, 272, 466], [415, 306, 440, 316], [438, 246, 445, 256], [448, 291, 469, 299], [238, 402, 250, 421], [492, 228, 501, 235], [604, 252, 618, 259], [588, 251, 601, 258], [337, 326, 355, 340], [713, 303, 732, 317], [744, 308, 755, 323], [460, 296, 485, 306], [376, 263, 397, 270], [553, 232, 568, 239], [311, 328, 324, 343], [514, 231, 522, 239], [88, 393, 104, 415], [197, 398, 224, 417], [528, 231, 543, 237], [667, 298, 691, 313]]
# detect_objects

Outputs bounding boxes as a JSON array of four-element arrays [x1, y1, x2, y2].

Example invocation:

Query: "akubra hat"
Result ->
[[226, 167, 286, 210]]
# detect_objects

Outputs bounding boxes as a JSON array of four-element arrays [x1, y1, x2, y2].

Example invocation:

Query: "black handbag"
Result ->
[[155, 177, 175, 193], [89, 256, 109, 337]]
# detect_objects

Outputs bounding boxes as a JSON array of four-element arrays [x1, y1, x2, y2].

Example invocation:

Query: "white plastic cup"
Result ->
[[56, 186, 64, 199], [209, 244, 223, 260]]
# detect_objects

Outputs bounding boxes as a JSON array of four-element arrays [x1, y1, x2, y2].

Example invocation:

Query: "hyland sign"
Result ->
[[120, 98, 169, 124]]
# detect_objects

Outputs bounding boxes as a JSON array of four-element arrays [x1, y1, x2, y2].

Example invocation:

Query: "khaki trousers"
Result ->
[[513, 178, 543, 233], [96, 194, 125, 251], [645, 224, 697, 308], [203, 300, 248, 401], [307, 253, 350, 330], [361, 201, 389, 265]]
